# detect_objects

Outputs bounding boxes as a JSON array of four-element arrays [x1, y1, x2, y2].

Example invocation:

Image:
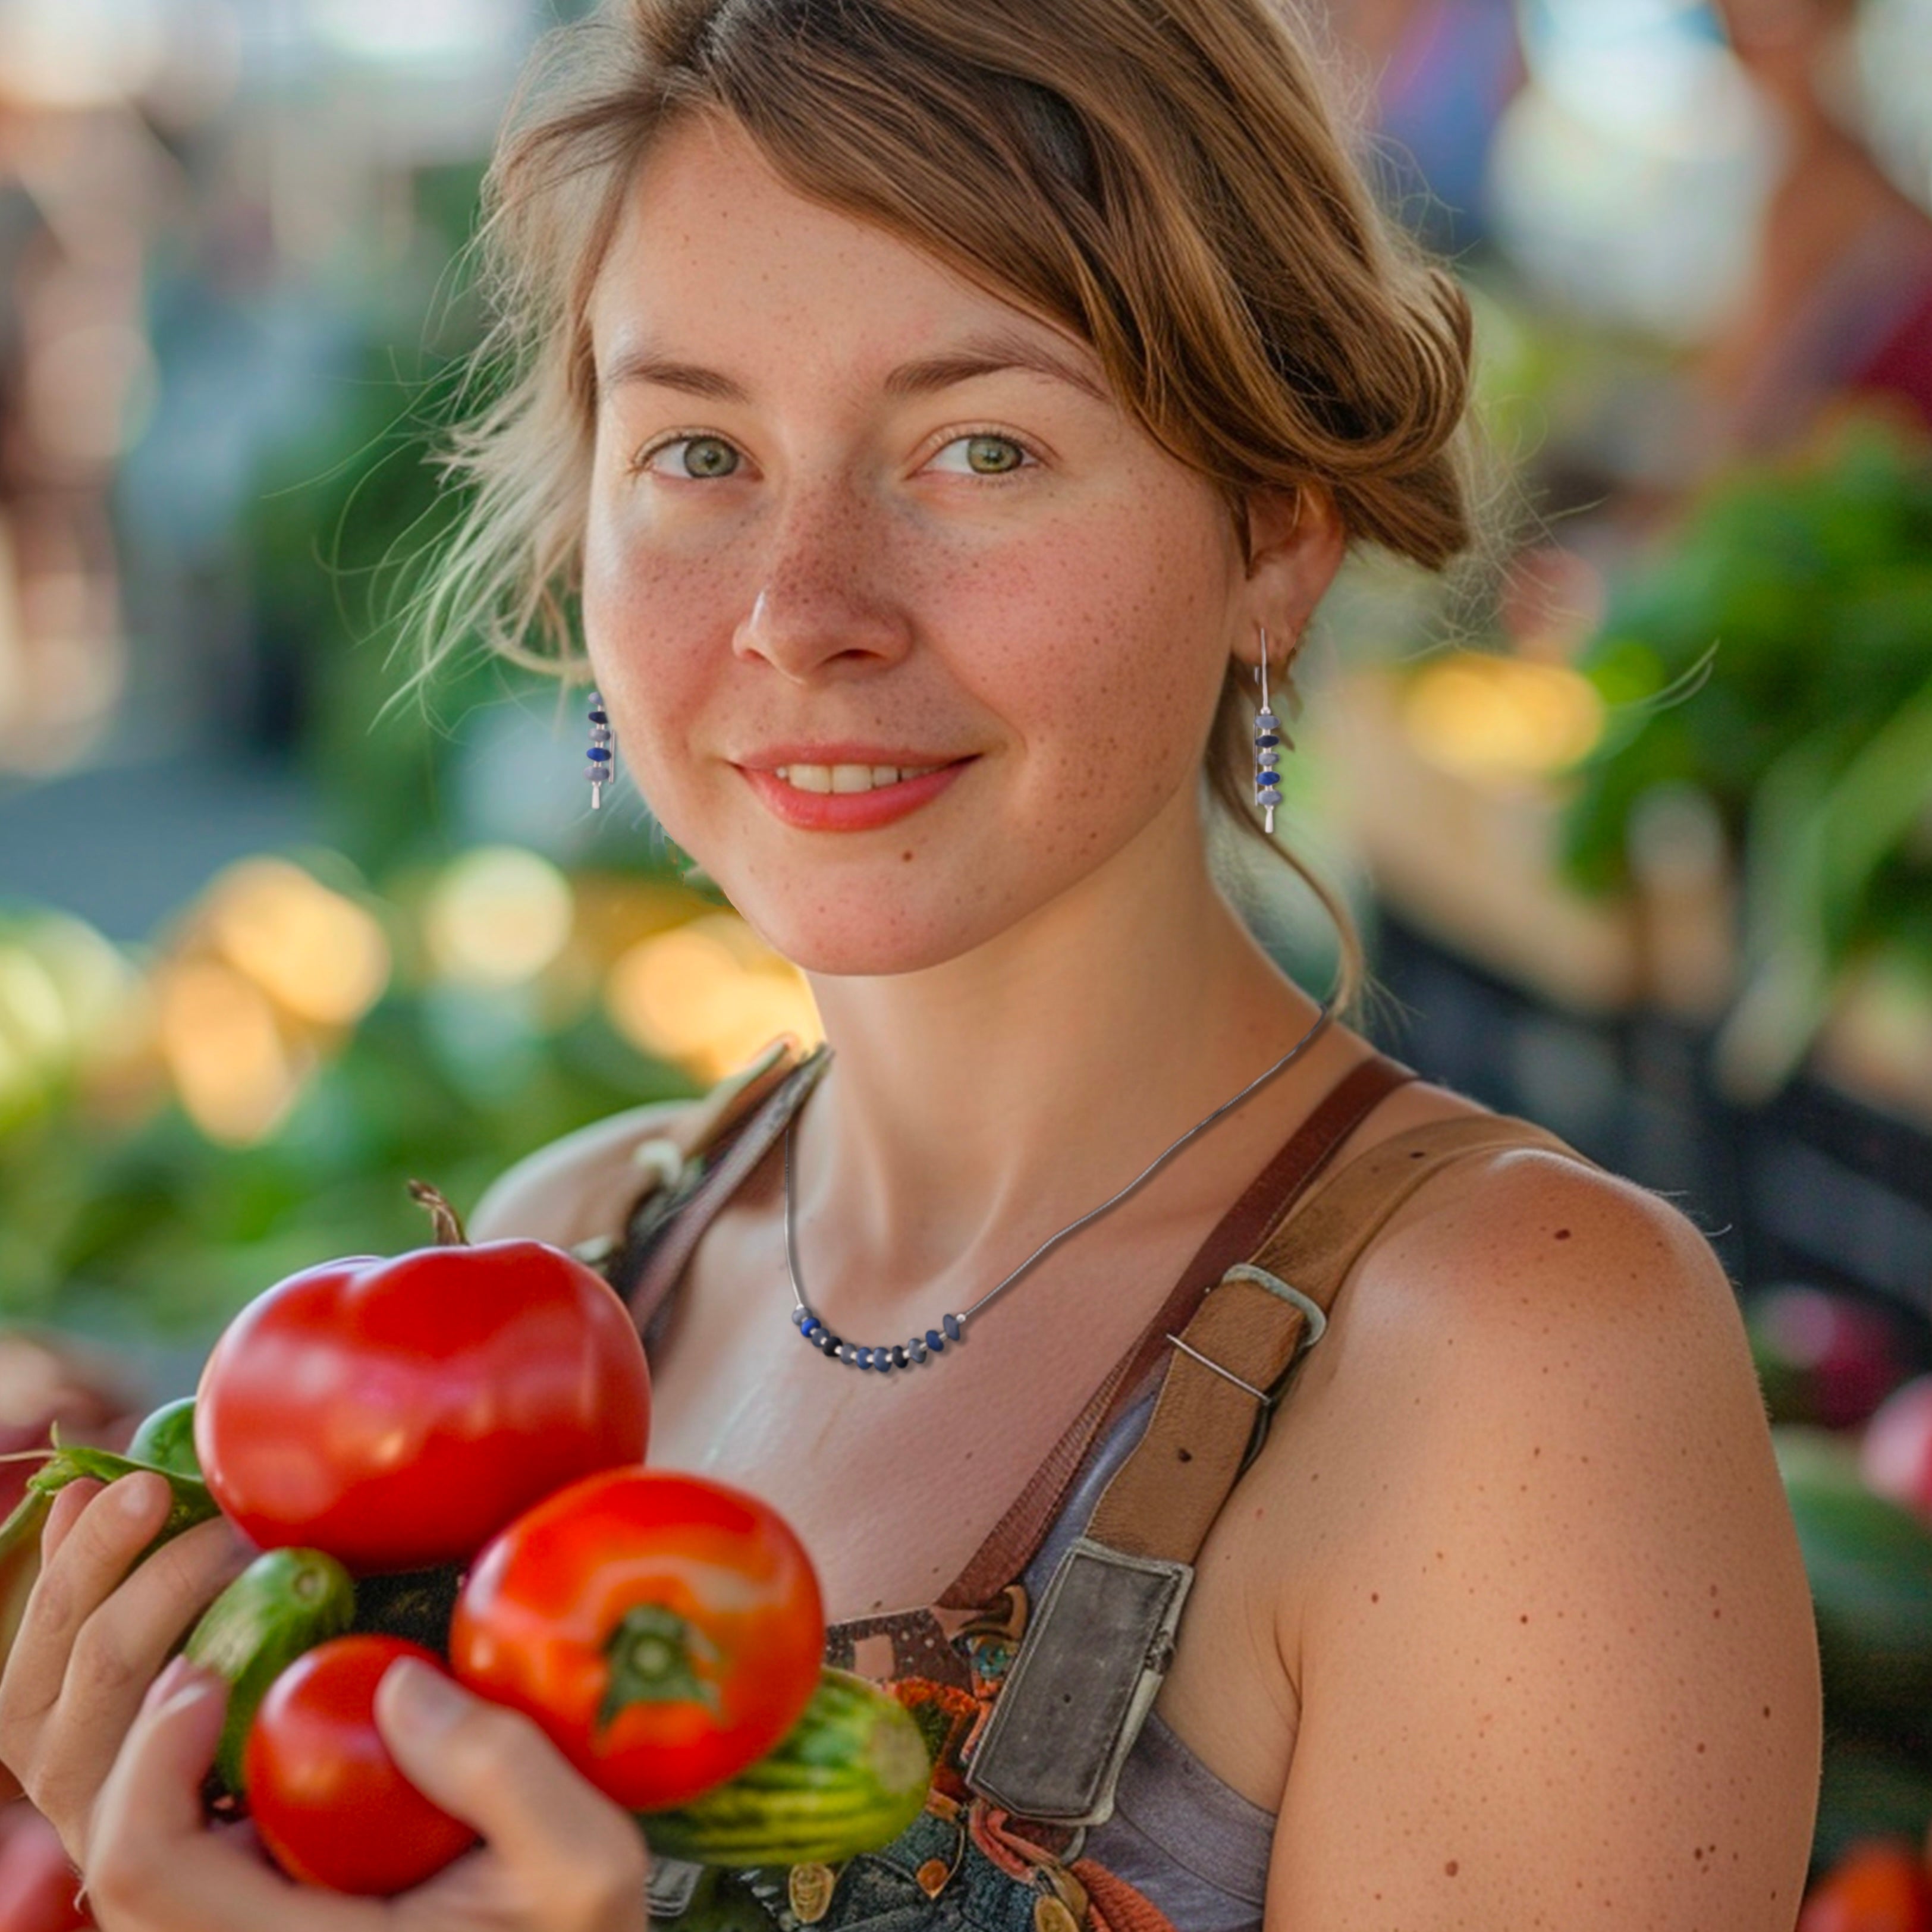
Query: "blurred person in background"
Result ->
[[1698, 0, 1932, 454]]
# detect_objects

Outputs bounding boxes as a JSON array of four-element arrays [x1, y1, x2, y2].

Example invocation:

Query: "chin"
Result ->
[[714, 867, 1011, 981]]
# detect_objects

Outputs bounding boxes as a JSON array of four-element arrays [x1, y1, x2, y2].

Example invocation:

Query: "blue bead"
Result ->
[[1256, 734, 1281, 750], [925, 1330, 945, 1352], [892, 1345, 909, 1368], [942, 1314, 962, 1341], [589, 711, 609, 725], [875, 1352, 893, 1374], [802, 1320, 821, 1339], [588, 748, 612, 764]]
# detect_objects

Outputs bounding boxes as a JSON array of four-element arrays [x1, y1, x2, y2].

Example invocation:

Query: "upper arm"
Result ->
[[1264, 1153, 1822, 1931], [466, 1100, 687, 1249]]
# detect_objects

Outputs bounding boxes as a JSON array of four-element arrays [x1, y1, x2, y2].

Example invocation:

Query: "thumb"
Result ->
[[376, 1657, 648, 1890]]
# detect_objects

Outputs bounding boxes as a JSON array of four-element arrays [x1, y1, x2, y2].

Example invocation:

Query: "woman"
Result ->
[[0, 1, 1821, 1927]]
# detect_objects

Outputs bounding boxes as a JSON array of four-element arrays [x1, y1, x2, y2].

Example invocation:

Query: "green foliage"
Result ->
[[1559, 421, 1932, 1083], [0, 978, 696, 1344]]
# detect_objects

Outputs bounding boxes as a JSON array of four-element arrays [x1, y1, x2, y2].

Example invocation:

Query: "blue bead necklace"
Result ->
[[783, 999, 1334, 1372]]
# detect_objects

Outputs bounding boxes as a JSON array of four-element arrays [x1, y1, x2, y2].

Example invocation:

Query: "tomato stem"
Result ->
[[598, 1604, 724, 1736], [406, 1180, 469, 1248]]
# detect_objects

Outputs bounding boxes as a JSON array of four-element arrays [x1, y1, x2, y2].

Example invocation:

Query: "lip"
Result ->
[[737, 756, 975, 832]]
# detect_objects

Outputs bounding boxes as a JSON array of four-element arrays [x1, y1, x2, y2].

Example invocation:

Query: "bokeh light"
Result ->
[[422, 846, 574, 989], [1402, 655, 1607, 783], [605, 913, 822, 1082], [205, 856, 391, 1026]]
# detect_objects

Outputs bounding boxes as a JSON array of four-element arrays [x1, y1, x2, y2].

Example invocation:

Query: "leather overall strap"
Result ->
[[962, 1110, 1594, 1829], [610, 1038, 829, 1336], [1083, 1112, 1591, 1559]]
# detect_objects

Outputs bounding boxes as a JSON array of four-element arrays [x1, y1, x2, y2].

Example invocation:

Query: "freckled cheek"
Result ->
[[581, 527, 739, 803], [959, 524, 1221, 786]]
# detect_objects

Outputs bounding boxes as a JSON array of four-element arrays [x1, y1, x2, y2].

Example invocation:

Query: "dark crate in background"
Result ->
[[1365, 910, 1932, 1369]]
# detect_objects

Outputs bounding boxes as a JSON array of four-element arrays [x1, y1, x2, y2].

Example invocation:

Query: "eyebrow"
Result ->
[[596, 328, 1109, 406]]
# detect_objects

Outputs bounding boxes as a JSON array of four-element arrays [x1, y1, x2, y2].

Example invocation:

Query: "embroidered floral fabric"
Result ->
[[656, 1583, 1186, 1932]]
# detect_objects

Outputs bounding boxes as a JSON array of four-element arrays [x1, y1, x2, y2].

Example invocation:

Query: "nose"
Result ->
[[734, 475, 912, 682]]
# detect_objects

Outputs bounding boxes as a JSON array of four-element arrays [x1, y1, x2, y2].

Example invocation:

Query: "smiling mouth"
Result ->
[[772, 762, 953, 793]]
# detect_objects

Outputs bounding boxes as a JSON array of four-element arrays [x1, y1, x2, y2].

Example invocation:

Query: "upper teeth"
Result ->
[[775, 763, 944, 793]]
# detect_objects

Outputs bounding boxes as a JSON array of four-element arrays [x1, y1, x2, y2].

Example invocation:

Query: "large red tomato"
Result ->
[[244, 1635, 479, 1896], [195, 1229, 650, 1572], [450, 1468, 824, 1812]]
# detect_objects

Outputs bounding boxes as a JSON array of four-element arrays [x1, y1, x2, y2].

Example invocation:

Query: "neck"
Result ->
[[787, 797, 1337, 1318]]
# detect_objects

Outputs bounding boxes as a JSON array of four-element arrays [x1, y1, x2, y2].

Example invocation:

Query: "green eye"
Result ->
[[929, 433, 1031, 477], [963, 435, 1024, 475], [647, 436, 739, 479]]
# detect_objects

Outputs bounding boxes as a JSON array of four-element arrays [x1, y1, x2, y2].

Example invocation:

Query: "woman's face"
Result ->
[[582, 113, 1252, 975]]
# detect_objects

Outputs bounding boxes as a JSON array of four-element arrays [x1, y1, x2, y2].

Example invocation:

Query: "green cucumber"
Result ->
[[125, 1397, 202, 1481], [1773, 1424, 1932, 1754], [184, 1547, 356, 1796], [636, 1667, 932, 1868]]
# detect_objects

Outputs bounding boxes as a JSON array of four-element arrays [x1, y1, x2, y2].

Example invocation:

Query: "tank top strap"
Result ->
[[934, 1046, 1416, 1610]]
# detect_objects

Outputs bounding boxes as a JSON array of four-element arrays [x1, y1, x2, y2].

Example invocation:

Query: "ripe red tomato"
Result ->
[[195, 1236, 651, 1571], [244, 1635, 479, 1896], [450, 1468, 824, 1812]]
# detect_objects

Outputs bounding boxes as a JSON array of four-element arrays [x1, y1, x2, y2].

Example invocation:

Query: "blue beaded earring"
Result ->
[[586, 689, 614, 809], [1255, 630, 1286, 834]]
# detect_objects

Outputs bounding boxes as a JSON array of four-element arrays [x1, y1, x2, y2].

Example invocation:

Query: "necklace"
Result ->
[[783, 999, 1335, 1372]]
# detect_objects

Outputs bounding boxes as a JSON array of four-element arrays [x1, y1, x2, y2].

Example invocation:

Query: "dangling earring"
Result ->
[[586, 688, 614, 809], [1255, 630, 1285, 834]]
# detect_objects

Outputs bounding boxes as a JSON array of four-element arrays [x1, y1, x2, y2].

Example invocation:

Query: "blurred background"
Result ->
[[1, 0, 1931, 1910]]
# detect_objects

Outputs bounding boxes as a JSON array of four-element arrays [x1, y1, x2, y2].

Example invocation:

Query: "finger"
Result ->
[[2, 1475, 170, 1733], [38, 1477, 104, 1566], [87, 1660, 380, 1932], [58, 1509, 256, 1758], [377, 1658, 649, 1892]]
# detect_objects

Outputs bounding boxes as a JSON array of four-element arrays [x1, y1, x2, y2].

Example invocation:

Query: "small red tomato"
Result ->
[[1798, 1836, 1932, 1932], [451, 1467, 824, 1812], [244, 1635, 479, 1896], [196, 1229, 650, 1572]]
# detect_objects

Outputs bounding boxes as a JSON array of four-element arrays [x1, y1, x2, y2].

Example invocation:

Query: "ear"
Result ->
[[1231, 485, 1346, 673]]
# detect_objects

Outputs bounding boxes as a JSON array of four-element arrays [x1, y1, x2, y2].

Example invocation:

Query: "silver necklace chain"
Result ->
[[781, 1000, 1335, 1373]]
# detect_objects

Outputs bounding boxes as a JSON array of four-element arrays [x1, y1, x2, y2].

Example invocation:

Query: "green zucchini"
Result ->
[[636, 1667, 932, 1868], [184, 1547, 356, 1796]]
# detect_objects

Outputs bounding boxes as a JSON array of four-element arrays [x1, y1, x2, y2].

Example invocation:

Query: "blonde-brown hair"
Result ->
[[398, 0, 1482, 1014]]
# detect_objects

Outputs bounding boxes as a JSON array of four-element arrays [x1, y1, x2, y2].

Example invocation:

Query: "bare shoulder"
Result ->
[[466, 1098, 690, 1248], [1253, 1100, 1823, 1927]]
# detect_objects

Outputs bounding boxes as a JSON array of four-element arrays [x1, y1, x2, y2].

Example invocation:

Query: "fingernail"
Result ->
[[387, 1658, 466, 1737], [146, 1655, 212, 1711], [115, 1472, 162, 1516]]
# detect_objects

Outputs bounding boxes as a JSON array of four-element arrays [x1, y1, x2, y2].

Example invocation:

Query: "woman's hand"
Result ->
[[84, 1649, 653, 1932], [0, 1472, 255, 1862]]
